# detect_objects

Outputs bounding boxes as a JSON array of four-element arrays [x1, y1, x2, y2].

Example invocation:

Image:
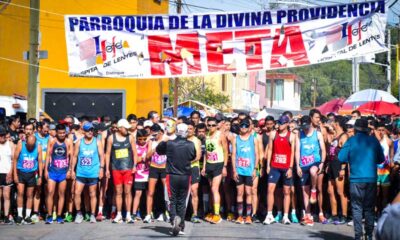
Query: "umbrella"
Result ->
[[337, 103, 355, 115], [344, 89, 398, 108], [357, 101, 400, 115], [317, 98, 346, 115]]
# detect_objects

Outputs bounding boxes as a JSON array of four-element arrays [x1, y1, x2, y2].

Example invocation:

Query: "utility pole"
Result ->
[[173, 0, 182, 117], [311, 78, 317, 108], [352, 57, 360, 93], [27, 0, 40, 119], [387, 29, 391, 93]]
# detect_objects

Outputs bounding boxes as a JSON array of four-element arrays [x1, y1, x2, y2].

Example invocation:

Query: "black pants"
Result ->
[[350, 183, 377, 240], [166, 174, 191, 230]]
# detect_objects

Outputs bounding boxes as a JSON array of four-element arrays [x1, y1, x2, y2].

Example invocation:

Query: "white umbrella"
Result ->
[[256, 109, 268, 120], [344, 89, 398, 107]]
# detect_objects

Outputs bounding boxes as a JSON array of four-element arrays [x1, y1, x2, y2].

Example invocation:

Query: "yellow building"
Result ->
[[0, 0, 169, 120]]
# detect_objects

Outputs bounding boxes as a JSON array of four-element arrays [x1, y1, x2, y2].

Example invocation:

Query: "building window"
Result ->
[[275, 79, 284, 101], [266, 79, 271, 99]]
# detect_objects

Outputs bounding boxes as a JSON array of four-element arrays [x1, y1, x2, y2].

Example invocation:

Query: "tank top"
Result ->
[[17, 141, 39, 173], [378, 137, 391, 174], [77, 138, 100, 178], [189, 136, 201, 168], [35, 132, 49, 163], [150, 140, 167, 169], [0, 141, 12, 174], [206, 131, 224, 164], [262, 132, 269, 150], [235, 134, 255, 176], [299, 129, 321, 168], [135, 143, 150, 182], [49, 141, 69, 173], [328, 133, 345, 162], [111, 134, 133, 171], [271, 131, 291, 169]]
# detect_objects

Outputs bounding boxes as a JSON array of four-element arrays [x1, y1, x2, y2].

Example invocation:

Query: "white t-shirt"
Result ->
[[0, 141, 12, 174]]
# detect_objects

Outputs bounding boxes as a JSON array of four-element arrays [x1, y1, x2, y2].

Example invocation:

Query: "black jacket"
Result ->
[[156, 136, 196, 175]]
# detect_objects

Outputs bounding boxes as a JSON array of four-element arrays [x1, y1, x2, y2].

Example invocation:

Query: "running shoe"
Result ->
[[227, 212, 235, 222], [252, 214, 260, 223], [134, 212, 142, 221], [301, 216, 314, 226], [112, 215, 123, 224], [126, 215, 134, 224], [84, 213, 90, 222], [111, 211, 116, 221], [90, 214, 96, 223], [15, 216, 23, 225], [172, 216, 181, 237], [24, 216, 33, 225], [4, 217, 13, 225], [334, 216, 346, 225], [347, 220, 354, 226], [263, 215, 276, 225], [235, 216, 244, 224], [57, 216, 64, 224], [30, 214, 39, 223], [52, 211, 57, 221], [310, 189, 317, 204], [45, 216, 53, 224], [156, 213, 164, 222], [165, 211, 170, 223], [64, 213, 73, 223], [282, 216, 291, 225], [245, 216, 252, 224], [210, 214, 222, 224], [291, 212, 299, 224], [204, 213, 213, 222], [319, 215, 328, 224], [143, 214, 152, 223], [75, 212, 84, 224], [96, 212, 103, 222], [179, 231, 185, 235], [191, 215, 201, 223], [274, 213, 283, 223]]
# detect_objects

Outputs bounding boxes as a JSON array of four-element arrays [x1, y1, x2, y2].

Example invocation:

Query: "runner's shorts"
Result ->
[[48, 171, 67, 183], [112, 170, 133, 185], [206, 162, 224, 179], [149, 167, 166, 180], [76, 176, 98, 186], [300, 162, 320, 186], [268, 167, 293, 186], [17, 170, 36, 187], [237, 175, 253, 187], [134, 181, 148, 190], [191, 166, 200, 184], [0, 173, 13, 187]]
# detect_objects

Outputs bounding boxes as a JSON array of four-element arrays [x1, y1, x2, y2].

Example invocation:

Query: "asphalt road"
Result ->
[[0, 219, 355, 240]]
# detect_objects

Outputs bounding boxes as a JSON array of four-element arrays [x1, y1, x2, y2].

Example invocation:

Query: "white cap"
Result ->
[[346, 119, 356, 126], [117, 119, 131, 129], [176, 123, 188, 138], [144, 120, 153, 128]]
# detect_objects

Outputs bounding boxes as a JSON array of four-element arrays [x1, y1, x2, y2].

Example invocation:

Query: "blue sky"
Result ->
[[170, 0, 400, 25]]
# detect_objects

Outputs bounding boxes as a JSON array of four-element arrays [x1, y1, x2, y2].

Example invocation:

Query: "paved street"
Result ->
[[0, 219, 354, 240]]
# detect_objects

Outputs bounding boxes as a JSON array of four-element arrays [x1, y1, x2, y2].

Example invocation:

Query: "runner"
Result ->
[[132, 129, 151, 221], [127, 114, 138, 136], [231, 118, 259, 224], [202, 117, 228, 224], [0, 126, 15, 224], [71, 122, 105, 224], [296, 115, 326, 226], [13, 134, 43, 225], [326, 116, 349, 225], [44, 124, 73, 224], [263, 115, 295, 225], [8, 115, 20, 144], [187, 121, 202, 223], [190, 111, 202, 126], [106, 119, 137, 224]]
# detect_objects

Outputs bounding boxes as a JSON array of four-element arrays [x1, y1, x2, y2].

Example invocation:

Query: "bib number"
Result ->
[[54, 159, 68, 168], [80, 157, 93, 166], [301, 155, 315, 166], [274, 154, 287, 164], [22, 159, 34, 169], [115, 148, 129, 159], [207, 152, 218, 162], [237, 157, 250, 168], [153, 154, 166, 165]]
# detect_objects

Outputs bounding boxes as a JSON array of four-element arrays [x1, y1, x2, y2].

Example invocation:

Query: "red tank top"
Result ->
[[271, 131, 291, 169]]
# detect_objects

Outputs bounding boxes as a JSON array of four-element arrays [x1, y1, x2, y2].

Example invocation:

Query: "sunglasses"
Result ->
[[84, 129, 94, 132], [240, 124, 250, 128], [207, 124, 217, 127]]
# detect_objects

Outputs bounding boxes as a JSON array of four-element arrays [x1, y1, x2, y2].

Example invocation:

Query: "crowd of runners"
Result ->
[[0, 109, 399, 233]]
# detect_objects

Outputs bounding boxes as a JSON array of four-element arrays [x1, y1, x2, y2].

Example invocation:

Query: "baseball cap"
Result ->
[[239, 119, 251, 128], [117, 119, 131, 129], [82, 122, 94, 132], [176, 123, 188, 137], [278, 115, 290, 125], [299, 116, 312, 129], [49, 123, 56, 130], [258, 119, 266, 127], [144, 120, 153, 128], [166, 119, 176, 133]]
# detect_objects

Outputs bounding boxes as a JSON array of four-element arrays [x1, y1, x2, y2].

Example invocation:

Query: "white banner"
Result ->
[[64, 0, 387, 78]]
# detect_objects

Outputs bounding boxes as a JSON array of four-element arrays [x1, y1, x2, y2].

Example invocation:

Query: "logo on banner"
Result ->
[[78, 36, 130, 64]]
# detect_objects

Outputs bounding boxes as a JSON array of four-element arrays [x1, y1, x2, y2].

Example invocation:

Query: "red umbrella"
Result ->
[[357, 101, 400, 115], [317, 98, 346, 115]]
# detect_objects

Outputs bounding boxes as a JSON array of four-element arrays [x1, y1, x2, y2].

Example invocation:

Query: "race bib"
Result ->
[[274, 154, 287, 164], [207, 152, 218, 162], [301, 155, 315, 166], [80, 156, 93, 166], [115, 148, 129, 159], [237, 157, 250, 168], [54, 159, 68, 168], [22, 159, 34, 169], [152, 154, 166, 165]]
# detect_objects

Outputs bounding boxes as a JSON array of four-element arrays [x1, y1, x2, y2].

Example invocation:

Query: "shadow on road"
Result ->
[[308, 231, 353, 240]]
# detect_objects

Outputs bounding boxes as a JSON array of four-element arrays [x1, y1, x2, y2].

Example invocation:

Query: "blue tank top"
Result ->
[[299, 129, 321, 168], [235, 134, 255, 176], [17, 141, 39, 173], [49, 141, 69, 173], [76, 138, 100, 178], [35, 132, 49, 163]]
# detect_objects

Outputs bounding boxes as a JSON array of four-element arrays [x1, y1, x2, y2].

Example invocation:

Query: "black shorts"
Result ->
[[327, 160, 342, 180], [0, 173, 13, 187], [17, 170, 36, 187], [191, 166, 200, 184], [237, 175, 253, 187], [76, 176, 98, 186], [149, 167, 166, 180], [206, 163, 224, 179], [134, 181, 148, 190]]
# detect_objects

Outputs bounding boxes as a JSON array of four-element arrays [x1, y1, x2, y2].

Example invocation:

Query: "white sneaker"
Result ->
[[75, 213, 83, 224], [31, 214, 39, 223], [282, 216, 291, 225], [126, 216, 134, 224], [263, 215, 276, 225], [112, 215, 123, 224], [157, 214, 164, 222], [347, 220, 354, 226], [179, 231, 185, 235], [143, 214, 152, 223], [165, 211, 170, 223]]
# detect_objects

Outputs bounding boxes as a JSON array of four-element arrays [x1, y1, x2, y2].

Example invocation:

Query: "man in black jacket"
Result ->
[[156, 123, 196, 236]]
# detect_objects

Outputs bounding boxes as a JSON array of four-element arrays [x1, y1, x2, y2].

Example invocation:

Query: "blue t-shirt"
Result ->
[[17, 141, 39, 173], [35, 132, 49, 163], [299, 129, 321, 168], [235, 134, 255, 176], [76, 138, 100, 178]]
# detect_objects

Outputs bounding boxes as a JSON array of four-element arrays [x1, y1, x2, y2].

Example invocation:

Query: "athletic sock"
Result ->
[[267, 211, 273, 217], [98, 206, 103, 214], [26, 209, 32, 217], [246, 205, 252, 217], [126, 212, 131, 218], [284, 213, 288, 218], [291, 209, 296, 215], [214, 204, 220, 215], [117, 211, 122, 217], [237, 202, 243, 217], [18, 208, 23, 217], [203, 194, 209, 213], [111, 206, 116, 213]]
